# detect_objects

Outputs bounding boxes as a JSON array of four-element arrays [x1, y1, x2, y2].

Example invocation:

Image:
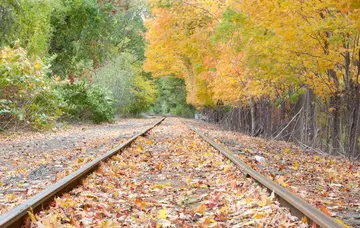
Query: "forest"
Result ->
[[1, 0, 360, 159], [0, 0, 193, 131], [144, 0, 360, 160]]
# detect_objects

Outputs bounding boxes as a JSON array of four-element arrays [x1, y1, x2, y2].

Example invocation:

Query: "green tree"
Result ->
[[0, 0, 57, 57], [151, 76, 195, 117]]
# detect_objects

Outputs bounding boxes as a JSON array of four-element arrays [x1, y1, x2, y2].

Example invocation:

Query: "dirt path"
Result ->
[[187, 119, 360, 227], [0, 117, 161, 214], [33, 118, 304, 227]]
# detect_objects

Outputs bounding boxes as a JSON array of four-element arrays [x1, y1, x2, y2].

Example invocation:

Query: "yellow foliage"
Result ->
[[144, 0, 360, 107]]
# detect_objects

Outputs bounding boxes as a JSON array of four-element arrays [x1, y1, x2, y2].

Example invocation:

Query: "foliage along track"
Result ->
[[23, 118, 309, 227], [187, 120, 359, 227]]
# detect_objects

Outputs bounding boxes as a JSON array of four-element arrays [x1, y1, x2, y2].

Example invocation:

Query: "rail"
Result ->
[[187, 124, 344, 228], [0, 117, 165, 228], [0, 118, 345, 228]]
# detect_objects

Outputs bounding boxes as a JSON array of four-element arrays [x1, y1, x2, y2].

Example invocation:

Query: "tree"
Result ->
[[151, 76, 195, 117], [144, 0, 360, 158]]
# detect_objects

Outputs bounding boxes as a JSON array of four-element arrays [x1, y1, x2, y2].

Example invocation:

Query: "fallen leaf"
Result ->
[[254, 213, 264, 219], [156, 162, 163, 170], [335, 219, 350, 228], [27, 209, 37, 223], [292, 161, 299, 170], [158, 208, 167, 219], [195, 204, 206, 215], [317, 204, 335, 216], [301, 216, 308, 224], [135, 198, 146, 210]]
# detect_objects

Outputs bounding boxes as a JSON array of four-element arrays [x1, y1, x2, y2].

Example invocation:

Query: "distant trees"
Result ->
[[151, 76, 195, 117], [144, 0, 360, 159]]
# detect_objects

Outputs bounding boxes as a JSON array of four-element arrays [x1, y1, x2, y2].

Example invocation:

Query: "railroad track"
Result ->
[[0, 118, 344, 227], [187, 124, 344, 228], [0, 118, 165, 228]]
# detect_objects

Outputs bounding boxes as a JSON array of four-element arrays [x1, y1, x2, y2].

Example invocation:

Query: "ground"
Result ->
[[188, 119, 360, 227], [32, 118, 303, 227], [0, 117, 359, 227], [0, 117, 161, 213]]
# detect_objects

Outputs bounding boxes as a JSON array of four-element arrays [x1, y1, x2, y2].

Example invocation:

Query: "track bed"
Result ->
[[0, 118, 346, 227], [30, 118, 303, 227], [0, 118, 161, 214]]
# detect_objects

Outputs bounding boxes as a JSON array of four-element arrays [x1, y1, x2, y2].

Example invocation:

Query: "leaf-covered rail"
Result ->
[[0, 118, 165, 228], [187, 124, 344, 228]]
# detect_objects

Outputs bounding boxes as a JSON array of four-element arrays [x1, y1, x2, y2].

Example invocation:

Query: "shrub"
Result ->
[[57, 81, 115, 123], [123, 73, 157, 115], [0, 45, 62, 130], [86, 85, 115, 123], [151, 76, 195, 117]]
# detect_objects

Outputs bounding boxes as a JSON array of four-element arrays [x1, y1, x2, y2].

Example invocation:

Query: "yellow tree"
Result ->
[[227, 0, 359, 153], [144, 0, 226, 106], [144, 0, 360, 157]]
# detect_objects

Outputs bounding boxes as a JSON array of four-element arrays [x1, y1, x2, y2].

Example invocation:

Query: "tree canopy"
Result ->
[[144, 0, 360, 158]]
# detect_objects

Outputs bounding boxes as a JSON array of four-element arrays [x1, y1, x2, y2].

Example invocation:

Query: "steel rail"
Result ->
[[0, 117, 165, 228], [187, 124, 344, 228]]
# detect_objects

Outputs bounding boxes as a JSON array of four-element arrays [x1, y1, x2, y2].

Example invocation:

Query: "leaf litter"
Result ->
[[187, 119, 360, 227], [32, 118, 306, 227], [0, 118, 161, 214]]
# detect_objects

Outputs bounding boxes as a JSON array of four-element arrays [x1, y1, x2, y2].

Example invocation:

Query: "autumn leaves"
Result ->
[[144, 0, 360, 159], [144, 0, 360, 106], [32, 118, 304, 227]]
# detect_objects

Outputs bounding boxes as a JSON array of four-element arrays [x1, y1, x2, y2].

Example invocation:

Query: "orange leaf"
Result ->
[[195, 204, 206, 215], [318, 205, 334, 216], [135, 198, 146, 210], [203, 217, 215, 225], [156, 162, 163, 170], [301, 216, 308, 224]]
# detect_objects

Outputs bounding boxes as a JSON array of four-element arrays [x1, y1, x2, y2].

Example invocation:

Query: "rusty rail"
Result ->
[[187, 124, 344, 228], [0, 118, 345, 228], [0, 117, 165, 228]]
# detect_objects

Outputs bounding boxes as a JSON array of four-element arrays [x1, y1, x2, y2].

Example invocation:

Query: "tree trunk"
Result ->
[[250, 97, 256, 135], [292, 92, 305, 142], [308, 89, 317, 147], [348, 84, 360, 158], [330, 95, 342, 155], [326, 105, 331, 153]]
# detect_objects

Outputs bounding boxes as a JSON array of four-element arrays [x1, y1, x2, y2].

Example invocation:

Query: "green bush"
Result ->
[[57, 81, 115, 123], [123, 73, 157, 115], [92, 54, 157, 116], [0, 45, 63, 130], [0, 46, 115, 130], [86, 85, 115, 123]]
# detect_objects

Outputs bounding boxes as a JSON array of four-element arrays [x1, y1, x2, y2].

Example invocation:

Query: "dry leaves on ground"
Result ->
[[32, 118, 305, 227], [188, 119, 360, 227], [0, 118, 161, 214]]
